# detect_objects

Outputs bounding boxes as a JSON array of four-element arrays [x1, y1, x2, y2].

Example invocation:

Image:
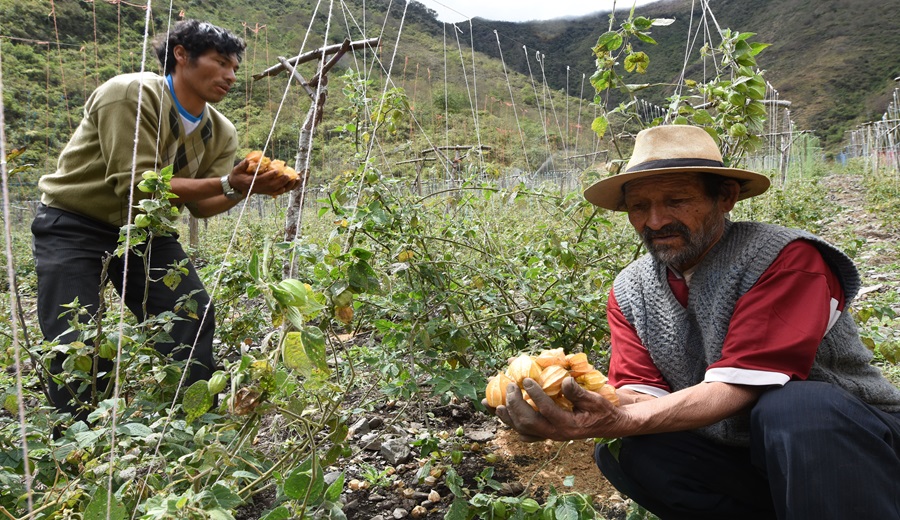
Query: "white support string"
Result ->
[[444, 23, 450, 164], [537, 52, 565, 167], [0, 39, 36, 520], [575, 72, 585, 159], [523, 46, 552, 170], [494, 30, 531, 172], [348, 0, 410, 221], [134, 0, 329, 504], [467, 20, 485, 172], [452, 23, 476, 179], [565, 65, 570, 166]]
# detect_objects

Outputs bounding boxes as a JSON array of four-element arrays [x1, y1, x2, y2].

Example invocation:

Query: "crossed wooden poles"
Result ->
[[253, 37, 380, 246]]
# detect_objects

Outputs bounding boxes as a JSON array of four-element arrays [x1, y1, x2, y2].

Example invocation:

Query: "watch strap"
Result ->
[[220, 175, 243, 200]]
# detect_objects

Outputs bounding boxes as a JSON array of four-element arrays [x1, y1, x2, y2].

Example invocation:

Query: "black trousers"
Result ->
[[32, 205, 216, 420], [595, 381, 900, 519]]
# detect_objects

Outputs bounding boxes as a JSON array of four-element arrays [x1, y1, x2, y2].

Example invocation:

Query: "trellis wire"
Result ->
[[845, 87, 900, 176]]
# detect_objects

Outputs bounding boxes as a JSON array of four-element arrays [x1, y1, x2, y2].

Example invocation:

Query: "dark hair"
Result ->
[[153, 20, 246, 75], [698, 172, 745, 200]]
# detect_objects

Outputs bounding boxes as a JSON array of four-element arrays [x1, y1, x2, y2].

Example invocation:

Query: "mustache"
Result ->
[[641, 222, 691, 242]]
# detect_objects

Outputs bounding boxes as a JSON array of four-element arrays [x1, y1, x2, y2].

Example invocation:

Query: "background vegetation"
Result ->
[[1, 1, 898, 519]]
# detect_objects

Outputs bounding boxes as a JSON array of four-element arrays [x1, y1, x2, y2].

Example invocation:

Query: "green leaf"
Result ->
[[349, 247, 374, 260], [284, 457, 325, 504], [116, 423, 153, 438], [211, 483, 243, 509], [634, 32, 658, 45], [750, 42, 771, 56], [445, 467, 465, 498], [554, 500, 579, 520], [183, 380, 213, 424], [260, 506, 291, 520], [282, 331, 314, 377], [162, 270, 182, 291], [652, 17, 676, 26], [624, 51, 650, 73], [348, 260, 380, 293], [633, 16, 653, 30], [591, 116, 609, 139], [589, 70, 611, 92], [248, 252, 260, 281], [445, 499, 470, 520], [325, 472, 345, 502], [594, 31, 623, 52], [692, 110, 714, 125], [205, 508, 234, 520], [300, 326, 330, 373], [563, 475, 576, 487], [83, 487, 126, 520]]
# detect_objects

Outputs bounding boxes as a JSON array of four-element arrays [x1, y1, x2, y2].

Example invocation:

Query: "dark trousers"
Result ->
[[595, 381, 900, 519], [32, 205, 216, 420]]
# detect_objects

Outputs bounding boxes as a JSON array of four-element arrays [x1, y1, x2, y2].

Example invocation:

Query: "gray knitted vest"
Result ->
[[613, 220, 900, 446]]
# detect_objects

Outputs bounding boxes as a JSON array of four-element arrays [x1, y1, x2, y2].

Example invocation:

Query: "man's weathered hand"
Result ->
[[492, 377, 624, 442]]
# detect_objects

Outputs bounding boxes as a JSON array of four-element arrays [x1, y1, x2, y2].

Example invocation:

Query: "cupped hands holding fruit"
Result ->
[[228, 150, 305, 198], [483, 348, 632, 442]]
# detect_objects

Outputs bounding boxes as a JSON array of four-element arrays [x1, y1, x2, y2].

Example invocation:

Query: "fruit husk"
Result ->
[[506, 354, 541, 387], [245, 150, 271, 173], [534, 347, 568, 369], [485, 372, 514, 408], [269, 159, 286, 175], [596, 384, 619, 407], [575, 369, 608, 391], [538, 365, 569, 397], [566, 352, 594, 378]]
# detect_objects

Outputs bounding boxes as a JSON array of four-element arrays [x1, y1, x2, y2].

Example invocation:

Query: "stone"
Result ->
[[380, 437, 412, 465], [392, 507, 409, 519], [349, 417, 371, 437], [360, 432, 382, 451], [465, 428, 495, 442]]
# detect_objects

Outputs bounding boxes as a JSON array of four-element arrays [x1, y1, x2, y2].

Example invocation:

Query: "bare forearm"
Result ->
[[185, 197, 241, 218], [612, 382, 765, 437], [170, 176, 228, 204]]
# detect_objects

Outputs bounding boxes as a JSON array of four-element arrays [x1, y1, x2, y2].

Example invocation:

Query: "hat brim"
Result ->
[[583, 166, 771, 211]]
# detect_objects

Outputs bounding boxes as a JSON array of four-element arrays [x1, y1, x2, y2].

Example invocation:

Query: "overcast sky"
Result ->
[[417, 0, 659, 23]]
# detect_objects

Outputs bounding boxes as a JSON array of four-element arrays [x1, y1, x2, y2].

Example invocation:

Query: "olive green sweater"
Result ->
[[39, 72, 237, 226]]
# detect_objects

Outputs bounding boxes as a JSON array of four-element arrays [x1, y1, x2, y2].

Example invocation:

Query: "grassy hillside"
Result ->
[[467, 0, 900, 150], [1, 0, 895, 187]]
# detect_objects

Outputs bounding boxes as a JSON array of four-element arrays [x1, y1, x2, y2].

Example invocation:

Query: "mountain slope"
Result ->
[[465, 0, 900, 149]]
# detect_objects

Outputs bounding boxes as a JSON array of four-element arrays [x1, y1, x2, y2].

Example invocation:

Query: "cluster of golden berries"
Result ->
[[245, 150, 300, 181], [485, 348, 619, 411]]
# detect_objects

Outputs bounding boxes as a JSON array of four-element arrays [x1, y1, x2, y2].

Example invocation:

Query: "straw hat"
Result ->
[[583, 125, 771, 211]]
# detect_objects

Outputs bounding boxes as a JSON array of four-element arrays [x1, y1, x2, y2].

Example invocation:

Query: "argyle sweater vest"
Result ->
[[613, 220, 900, 446]]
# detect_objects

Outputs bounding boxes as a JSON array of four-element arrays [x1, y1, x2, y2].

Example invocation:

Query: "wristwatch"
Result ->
[[220, 175, 244, 201]]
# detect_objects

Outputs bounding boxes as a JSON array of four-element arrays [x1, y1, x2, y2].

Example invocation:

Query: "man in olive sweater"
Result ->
[[32, 20, 298, 424]]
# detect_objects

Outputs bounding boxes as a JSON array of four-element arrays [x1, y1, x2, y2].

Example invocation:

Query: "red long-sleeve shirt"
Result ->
[[607, 240, 845, 396]]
